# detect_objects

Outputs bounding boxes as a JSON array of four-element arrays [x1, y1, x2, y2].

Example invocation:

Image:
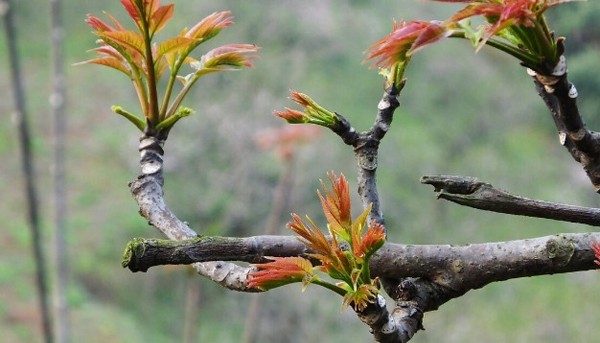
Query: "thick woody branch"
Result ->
[[122, 230, 600, 342], [530, 62, 600, 191], [421, 175, 600, 226], [122, 235, 309, 272], [122, 232, 600, 285], [374, 233, 600, 291]]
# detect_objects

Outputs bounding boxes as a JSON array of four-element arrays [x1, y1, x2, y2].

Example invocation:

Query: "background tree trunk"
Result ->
[[2, 1, 53, 342], [49, 0, 70, 341], [182, 272, 201, 343]]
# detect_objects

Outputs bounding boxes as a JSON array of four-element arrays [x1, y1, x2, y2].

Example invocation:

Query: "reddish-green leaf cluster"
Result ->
[[249, 173, 385, 312], [365, 0, 583, 80], [274, 90, 339, 127], [366, 20, 451, 69], [78, 0, 259, 134]]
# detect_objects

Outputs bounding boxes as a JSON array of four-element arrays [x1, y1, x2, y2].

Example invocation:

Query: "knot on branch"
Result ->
[[355, 138, 380, 171], [139, 135, 165, 175], [545, 235, 575, 267], [527, 55, 567, 93]]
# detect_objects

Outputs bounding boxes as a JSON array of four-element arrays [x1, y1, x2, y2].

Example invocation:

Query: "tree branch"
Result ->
[[356, 87, 400, 227], [529, 61, 600, 191], [122, 232, 600, 280], [131, 135, 255, 291], [420, 175, 600, 226], [122, 230, 600, 343], [328, 86, 400, 228], [121, 235, 309, 272], [330, 85, 404, 340]]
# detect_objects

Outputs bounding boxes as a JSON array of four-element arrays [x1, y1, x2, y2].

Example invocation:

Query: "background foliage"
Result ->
[[1, 1, 599, 342]]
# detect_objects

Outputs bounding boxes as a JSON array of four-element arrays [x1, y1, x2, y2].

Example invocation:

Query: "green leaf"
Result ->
[[74, 57, 131, 77], [101, 30, 145, 54], [158, 37, 197, 56]]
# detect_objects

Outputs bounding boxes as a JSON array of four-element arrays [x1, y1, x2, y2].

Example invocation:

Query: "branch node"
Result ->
[[138, 136, 165, 175], [546, 235, 575, 267], [356, 146, 378, 171]]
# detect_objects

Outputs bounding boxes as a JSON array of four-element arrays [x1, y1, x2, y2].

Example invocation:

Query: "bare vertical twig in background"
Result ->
[[49, 0, 69, 341], [1, 0, 54, 342], [242, 157, 295, 343], [182, 271, 201, 343]]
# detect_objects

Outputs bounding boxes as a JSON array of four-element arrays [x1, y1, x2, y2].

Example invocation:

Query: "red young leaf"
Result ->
[[86, 14, 116, 32], [194, 44, 260, 74], [355, 221, 386, 260], [318, 172, 352, 237], [103, 11, 127, 31], [120, 0, 142, 23], [185, 11, 233, 42], [288, 213, 333, 257], [248, 257, 313, 290], [408, 21, 450, 56], [90, 45, 125, 60], [365, 20, 451, 69], [274, 108, 309, 124], [150, 3, 174, 35], [76, 57, 131, 76], [289, 90, 314, 109]]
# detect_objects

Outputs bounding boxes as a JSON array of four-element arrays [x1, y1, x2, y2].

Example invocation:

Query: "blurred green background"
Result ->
[[1, 1, 600, 342]]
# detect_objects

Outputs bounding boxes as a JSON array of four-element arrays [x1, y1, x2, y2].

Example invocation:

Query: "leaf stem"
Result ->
[[312, 279, 347, 296], [139, 5, 160, 126], [165, 73, 200, 118], [155, 106, 193, 130], [159, 51, 191, 119], [112, 106, 146, 131]]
